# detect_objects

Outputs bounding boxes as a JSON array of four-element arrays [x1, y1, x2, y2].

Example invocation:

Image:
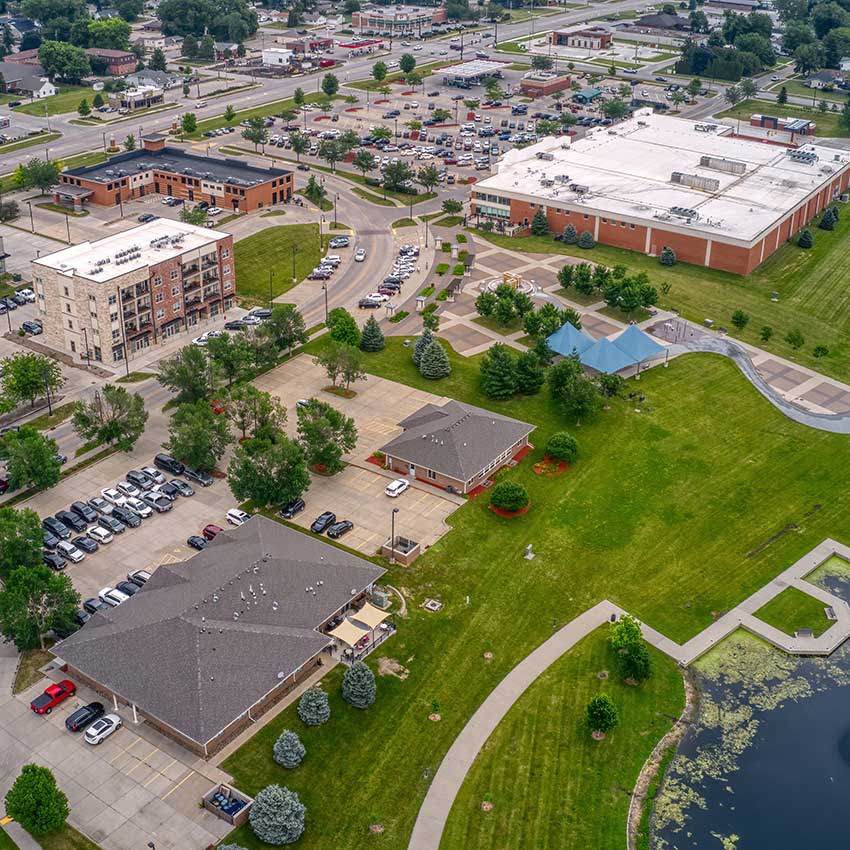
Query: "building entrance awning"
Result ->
[[52, 184, 94, 199]]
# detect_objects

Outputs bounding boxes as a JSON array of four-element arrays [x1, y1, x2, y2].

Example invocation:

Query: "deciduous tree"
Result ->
[[71, 384, 148, 452], [1, 352, 64, 407], [5, 764, 69, 835], [167, 400, 232, 471], [2, 427, 61, 492], [157, 344, 209, 403], [224, 385, 286, 441], [227, 436, 309, 508], [327, 307, 361, 347], [296, 399, 357, 473], [585, 693, 618, 734], [0, 507, 43, 578]]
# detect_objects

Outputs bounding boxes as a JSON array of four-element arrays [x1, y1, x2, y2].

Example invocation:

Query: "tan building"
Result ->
[[108, 84, 164, 113], [352, 4, 447, 36], [32, 220, 235, 366]]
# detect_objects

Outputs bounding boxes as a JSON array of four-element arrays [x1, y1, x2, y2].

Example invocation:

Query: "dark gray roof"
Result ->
[[635, 13, 686, 27], [54, 517, 384, 746], [0, 60, 49, 92], [380, 400, 533, 482]]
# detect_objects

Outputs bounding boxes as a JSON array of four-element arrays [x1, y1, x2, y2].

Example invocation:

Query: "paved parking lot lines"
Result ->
[[160, 770, 194, 800]]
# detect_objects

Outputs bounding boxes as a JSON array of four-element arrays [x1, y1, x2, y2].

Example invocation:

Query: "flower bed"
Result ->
[[344, 107, 362, 112], [489, 502, 531, 518], [533, 456, 569, 476]]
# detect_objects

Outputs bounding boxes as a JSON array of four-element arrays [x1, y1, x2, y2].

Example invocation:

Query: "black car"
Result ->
[[358, 298, 381, 309], [55, 510, 86, 532], [21, 321, 43, 335], [74, 610, 91, 628], [126, 469, 155, 490], [154, 453, 185, 476], [43, 550, 66, 570], [224, 319, 245, 330], [110, 505, 141, 528], [169, 478, 194, 497], [43, 530, 59, 550], [98, 515, 126, 535], [115, 580, 141, 597], [0, 297, 17, 310], [310, 511, 336, 534], [43, 516, 71, 539], [297, 164, 311, 171], [196, 200, 210, 210], [137, 213, 157, 223], [72, 535, 98, 554], [83, 597, 110, 615], [70, 501, 98, 524], [65, 701, 105, 732], [279, 498, 305, 520], [157, 481, 182, 499], [187, 535, 207, 550], [327, 520, 354, 539], [184, 467, 213, 487]]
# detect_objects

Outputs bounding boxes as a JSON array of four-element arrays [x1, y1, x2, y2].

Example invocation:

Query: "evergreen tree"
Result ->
[[249, 785, 306, 845], [530, 207, 549, 235], [514, 350, 544, 395], [359, 315, 385, 352], [419, 339, 451, 379], [819, 208, 836, 230], [777, 85, 787, 104], [531, 335, 554, 365], [297, 686, 330, 726], [412, 328, 433, 366], [562, 223, 578, 244], [480, 343, 517, 399], [273, 730, 306, 768], [578, 231, 596, 249], [831, 205, 840, 220], [342, 660, 377, 708], [797, 228, 813, 248], [659, 246, 677, 266]]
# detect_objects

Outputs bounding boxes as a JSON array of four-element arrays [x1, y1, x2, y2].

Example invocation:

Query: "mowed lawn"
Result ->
[[754, 586, 832, 637], [442, 632, 684, 850], [219, 336, 850, 850], [716, 98, 847, 137], [477, 219, 850, 383], [14, 86, 92, 117], [233, 224, 322, 305]]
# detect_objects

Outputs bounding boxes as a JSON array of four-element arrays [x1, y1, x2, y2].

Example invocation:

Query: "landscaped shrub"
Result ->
[[659, 246, 676, 266], [419, 338, 451, 379], [342, 660, 377, 708], [813, 344, 829, 357], [436, 288, 449, 301], [530, 207, 549, 235], [562, 223, 578, 244], [452, 263, 465, 276], [797, 228, 813, 248], [249, 785, 306, 845], [578, 231, 595, 249], [297, 686, 330, 726], [456, 233, 468, 243], [220, 844, 249, 850], [436, 263, 449, 275], [441, 242, 452, 253], [412, 328, 433, 365], [489, 480, 530, 512], [359, 315, 385, 352], [388, 310, 409, 323], [731, 309, 749, 330], [819, 208, 836, 230], [785, 328, 805, 349], [545, 432, 578, 463], [273, 730, 306, 768]]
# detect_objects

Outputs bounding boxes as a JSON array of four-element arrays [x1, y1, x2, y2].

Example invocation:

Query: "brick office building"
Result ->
[[551, 27, 613, 50], [85, 48, 138, 75], [53, 134, 292, 212], [470, 110, 850, 275], [351, 4, 448, 36], [32, 219, 236, 365]]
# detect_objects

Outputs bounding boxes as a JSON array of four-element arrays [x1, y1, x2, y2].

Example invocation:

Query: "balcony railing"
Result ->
[[123, 307, 137, 320], [182, 263, 200, 275], [183, 279, 201, 293], [201, 255, 218, 269], [136, 282, 150, 297]]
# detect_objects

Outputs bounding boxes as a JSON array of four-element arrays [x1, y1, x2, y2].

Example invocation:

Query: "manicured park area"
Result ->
[[219, 334, 850, 850], [717, 98, 848, 137], [754, 587, 831, 638], [13, 86, 91, 117], [234, 224, 323, 305], [476, 219, 850, 382]]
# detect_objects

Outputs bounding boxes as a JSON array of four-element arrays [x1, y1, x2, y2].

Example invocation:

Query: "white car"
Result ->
[[195, 100, 207, 108], [125, 497, 153, 518], [207, 207, 223, 216], [227, 508, 251, 526], [85, 714, 122, 745], [17, 288, 35, 302], [413, 45, 422, 51], [367, 292, 389, 302], [116, 480, 140, 498], [101, 487, 127, 507], [385, 478, 410, 498], [322, 255, 341, 266], [56, 541, 85, 563], [354, 248, 366, 262], [161, 196, 175, 205], [99, 586, 130, 607], [87, 526, 113, 545], [142, 466, 165, 485]]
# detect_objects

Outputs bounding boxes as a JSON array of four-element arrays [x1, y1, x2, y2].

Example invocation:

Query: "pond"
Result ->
[[652, 562, 850, 850]]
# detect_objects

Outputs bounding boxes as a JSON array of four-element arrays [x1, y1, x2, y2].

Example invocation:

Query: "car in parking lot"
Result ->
[[115, 580, 140, 597], [126, 469, 155, 490], [43, 530, 59, 550], [127, 569, 151, 586], [310, 511, 336, 534], [184, 467, 213, 487], [101, 487, 127, 507], [43, 550, 66, 570], [98, 514, 126, 535], [385, 478, 410, 497], [56, 540, 85, 563], [328, 236, 350, 248], [124, 496, 153, 518], [327, 519, 354, 539], [72, 535, 98, 554], [169, 478, 195, 497], [87, 526, 113, 545], [99, 586, 130, 607], [70, 501, 99, 524], [154, 453, 185, 476], [227, 508, 250, 526], [56, 510, 86, 533], [202, 523, 223, 540], [110, 505, 140, 528], [43, 516, 71, 539], [66, 701, 105, 732], [116, 480, 140, 498], [21, 320, 42, 335], [87, 496, 113, 516], [85, 714, 122, 745], [141, 491, 172, 513], [279, 498, 305, 519], [187, 535, 207, 550], [141, 466, 165, 485], [154, 481, 181, 500], [31, 680, 75, 715], [83, 597, 110, 615]]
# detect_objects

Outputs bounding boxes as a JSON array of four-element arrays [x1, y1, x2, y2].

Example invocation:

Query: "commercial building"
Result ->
[[351, 4, 448, 36], [54, 134, 292, 212], [108, 84, 164, 112], [470, 110, 850, 275], [52, 518, 385, 756], [441, 58, 507, 89], [262, 47, 294, 67], [520, 71, 572, 98], [31, 219, 235, 364], [551, 27, 612, 50], [85, 48, 138, 76], [380, 400, 533, 494], [282, 36, 334, 54], [0, 60, 55, 98]]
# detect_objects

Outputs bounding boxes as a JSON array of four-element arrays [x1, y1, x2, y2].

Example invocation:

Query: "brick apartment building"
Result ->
[[471, 110, 850, 275], [85, 48, 138, 75], [352, 4, 448, 36], [53, 134, 292, 212], [32, 220, 236, 365]]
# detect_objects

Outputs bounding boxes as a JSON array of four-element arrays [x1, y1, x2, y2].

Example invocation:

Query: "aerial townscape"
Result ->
[[0, 0, 849, 848]]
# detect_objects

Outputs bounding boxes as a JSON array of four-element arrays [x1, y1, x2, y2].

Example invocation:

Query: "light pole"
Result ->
[[292, 243, 296, 283], [390, 507, 399, 564], [321, 282, 328, 322], [65, 214, 71, 244], [26, 201, 33, 233], [42, 365, 53, 416], [333, 193, 339, 228]]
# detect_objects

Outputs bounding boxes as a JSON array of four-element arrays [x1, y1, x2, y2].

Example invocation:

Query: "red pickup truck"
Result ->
[[30, 680, 76, 715]]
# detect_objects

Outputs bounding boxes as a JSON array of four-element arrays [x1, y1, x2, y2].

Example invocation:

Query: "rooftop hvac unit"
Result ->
[[671, 171, 720, 192], [694, 122, 717, 133], [820, 166, 834, 174], [540, 178, 554, 187], [670, 206, 699, 221], [554, 174, 570, 183], [787, 149, 818, 165], [535, 151, 554, 161], [699, 155, 746, 175], [569, 183, 589, 194]]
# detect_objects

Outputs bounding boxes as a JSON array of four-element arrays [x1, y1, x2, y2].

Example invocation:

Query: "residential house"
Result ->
[[4, 48, 42, 66], [805, 69, 845, 89], [379, 400, 534, 494], [0, 60, 55, 99], [841, 56, 850, 72], [213, 42, 240, 61]]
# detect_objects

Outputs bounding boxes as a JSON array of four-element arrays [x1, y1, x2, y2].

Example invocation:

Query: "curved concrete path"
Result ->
[[681, 337, 850, 434]]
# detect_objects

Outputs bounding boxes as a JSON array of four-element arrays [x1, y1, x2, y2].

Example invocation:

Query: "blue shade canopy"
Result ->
[[546, 321, 594, 357], [611, 324, 666, 362], [579, 337, 638, 374]]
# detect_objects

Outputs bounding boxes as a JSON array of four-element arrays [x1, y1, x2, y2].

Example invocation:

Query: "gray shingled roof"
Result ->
[[380, 400, 533, 483], [54, 517, 384, 746]]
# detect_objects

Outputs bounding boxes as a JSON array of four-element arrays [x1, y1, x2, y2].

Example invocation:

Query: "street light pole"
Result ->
[[292, 243, 296, 283], [321, 283, 328, 322], [27, 201, 33, 233], [42, 366, 53, 416], [390, 507, 399, 564], [333, 193, 338, 228]]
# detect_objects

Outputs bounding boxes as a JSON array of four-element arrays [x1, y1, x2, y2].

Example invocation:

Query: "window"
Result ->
[[223, 264, 230, 274], [110, 311, 118, 323], [223, 280, 232, 291], [67, 319, 73, 329], [108, 294, 117, 305], [222, 248, 230, 259], [70, 341, 76, 353], [155, 292, 163, 303], [172, 302, 181, 311], [65, 304, 71, 313], [156, 308, 165, 319], [629, 223, 635, 230], [601, 217, 608, 223], [153, 275, 162, 286], [170, 269, 178, 280], [89, 294, 96, 303], [583, 213, 589, 220], [171, 285, 179, 296], [427, 469, 437, 480], [112, 329, 120, 340]]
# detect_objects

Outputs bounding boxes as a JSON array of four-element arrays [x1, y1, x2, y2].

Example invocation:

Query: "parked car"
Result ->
[[99, 586, 130, 607], [154, 453, 184, 475], [310, 511, 336, 534], [87, 526, 113, 545], [31, 680, 76, 714], [224, 319, 245, 331], [66, 702, 105, 732], [226, 508, 250, 526], [72, 535, 98, 554], [109, 506, 140, 528], [126, 469, 155, 490], [83, 597, 110, 615], [187, 535, 207, 550], [43, 530, 59, 550], [21, 320, 43, 335], [142, 466, 165, 485], [56, 510, 86, 533], [202, 523, 223, 541], [152, 481, 180, 500], [101, 487, 127, 507], [184, 467, 213, 487], [358, 298, 381, 309], [42, 550, 66, 570], [84, 714, 122, 745], [127, 569, 151, 586], [87, 496, 113, 516], [327, 519, 354, 539], [42, 516, 71, 540], [115, 580, 140, 597], [279, 498, 305, 520], [328, 236, 350, 248], [140, 491, 172, 513], [55, 540, 84, 563], [124, 496, 153, 518], [385, 478, 410, 497], [169, 478, 194, 497], [116, 480, 140, 499], [137, 213, 157, 223], [97, 515, 126, 535], [70, 501, 99, 524]]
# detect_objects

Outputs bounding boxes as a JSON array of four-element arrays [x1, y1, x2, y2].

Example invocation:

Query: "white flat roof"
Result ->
[[443, 59, 508, 79], [34, 220, 225, 282], [475, 110, 850, 245]]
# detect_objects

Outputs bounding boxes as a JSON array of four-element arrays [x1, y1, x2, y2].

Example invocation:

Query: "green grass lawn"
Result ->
[[24, 401, 76, 431], [0, 829, 19, 850], [219, 335, 850, 850], [347, 60, 452, 91], [754, 587, 831, 637], [14, 86, 92, 117], [392, 217, 416, 228], [351, 186, 396, 206], [295, 189, 333, 211], [555, 287, 601, 307], [39, 825, 103, 850], [473, 314, 524, 334], [716, 98, 847, 137], [441, 631, 684, 850], [190, 92, 329, 139], [234, 225, 323, 305], [771, 78, 846, 104], [475, 228, 850, 383], [0, 131, 61, 154]]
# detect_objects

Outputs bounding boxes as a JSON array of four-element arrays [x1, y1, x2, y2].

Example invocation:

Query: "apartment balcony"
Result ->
[[135, 282, 150, 297], [123, 307, 137, 320], [137, 298, 151, 311], [202, 285, 220, 301], [185, 294, 202, 308], [202, 272, 219, 286], [182, 263, 200, 276], [183, 279, 201, 293], [121, 290, 135, 304], [201, 255, 218, 269]]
